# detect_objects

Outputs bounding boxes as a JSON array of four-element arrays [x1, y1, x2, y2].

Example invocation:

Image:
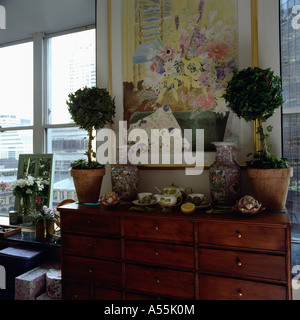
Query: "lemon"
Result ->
[[181, 202, 195, 214]]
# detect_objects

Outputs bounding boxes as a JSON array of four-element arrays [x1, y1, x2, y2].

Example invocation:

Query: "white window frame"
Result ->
[[0, 24, 96, 155]]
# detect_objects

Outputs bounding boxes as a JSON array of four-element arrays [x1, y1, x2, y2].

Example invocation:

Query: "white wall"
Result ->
[[96, 0, 281, 198]]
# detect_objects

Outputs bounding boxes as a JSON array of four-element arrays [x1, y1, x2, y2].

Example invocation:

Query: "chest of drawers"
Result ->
[[59, 203, 292, 300]]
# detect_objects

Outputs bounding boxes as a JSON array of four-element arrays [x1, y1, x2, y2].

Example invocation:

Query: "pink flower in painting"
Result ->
[[207, 41, 229, 61], [179, 34, 191, 54], [198, 71, 210, 86], [190, 93, 215, 111], [181, 92, 190, 102], [160, 45, 176, 61]]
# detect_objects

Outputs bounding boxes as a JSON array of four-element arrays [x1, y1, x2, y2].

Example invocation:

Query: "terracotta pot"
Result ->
[[247, 167, 293, 211], [71, 168, 105, 203]]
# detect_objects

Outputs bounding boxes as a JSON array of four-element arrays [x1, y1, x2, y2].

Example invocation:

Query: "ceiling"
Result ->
[[0, 0, 95, 44]]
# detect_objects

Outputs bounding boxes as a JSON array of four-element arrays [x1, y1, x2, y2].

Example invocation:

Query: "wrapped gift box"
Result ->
[[36, 292, 57, 300], [0, 246, 46, 300], [0, 246, 46, 270], [15, 261, 61, 300], [46, 268, 61, 299], [15, 266, 48, 300]]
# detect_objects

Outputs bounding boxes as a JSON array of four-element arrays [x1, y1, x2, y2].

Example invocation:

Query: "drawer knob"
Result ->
[[154, 250, 159, 256], [74, 293, 78, 299], [236, 232, 242, 238], [88, 268, 93, 273], [154, 226, 159, 231], [238, 290, 243, 297], [87, 243, 93, 248], [236, 259, 242, 267], [87, 219, 92, 224], [155, 277, 160, 284]]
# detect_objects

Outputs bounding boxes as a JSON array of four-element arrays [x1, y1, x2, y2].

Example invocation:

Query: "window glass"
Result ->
[[0, 130, 33, 216], [47, 127, 88, 207], [280, 0, 300, 240], [0, 42, 33, 127], [47, 28, 96, 124], [47, 28, 96, 207]]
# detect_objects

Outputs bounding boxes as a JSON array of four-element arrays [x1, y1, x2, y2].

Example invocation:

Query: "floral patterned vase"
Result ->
[[209, 142, 241, 207], [111, 148, 138, 203]]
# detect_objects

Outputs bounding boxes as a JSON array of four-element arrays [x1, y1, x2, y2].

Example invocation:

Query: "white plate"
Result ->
[[132, 200, 157, 207]]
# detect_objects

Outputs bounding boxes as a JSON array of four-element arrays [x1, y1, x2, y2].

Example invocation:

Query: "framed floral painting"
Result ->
[[122, 0, 238, 151]]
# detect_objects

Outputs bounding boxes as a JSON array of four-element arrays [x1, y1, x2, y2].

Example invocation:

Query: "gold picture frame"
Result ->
[[106, 0, 257, 170]]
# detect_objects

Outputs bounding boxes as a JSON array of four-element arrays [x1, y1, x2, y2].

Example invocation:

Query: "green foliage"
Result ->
[[223, 67, 284, 122], [67, 86, 116, 131], [246, 150, 289, 169], [66, 86, 116, 169], [70, 159, 104, 170]]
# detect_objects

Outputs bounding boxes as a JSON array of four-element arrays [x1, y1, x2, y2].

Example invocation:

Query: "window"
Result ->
[[0, 42, 34, 216], [0, 42, 34, 127], [46, 28, 96, 208], [47, 28, 96, 125], [0, 27, 96, 216], [280, 0, 300, 241]]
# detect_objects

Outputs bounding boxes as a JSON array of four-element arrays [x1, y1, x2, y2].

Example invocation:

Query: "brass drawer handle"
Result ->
[[88, 268, 93, 273], [154, 226, 159, 231], [236, 259, 242, 267], [154, 250, 159, 256], [238, 290, 243, 297], [236, 231, 242, 238], [87, 243, 93, 248], [155, 277, 160, 284], [73, 293, 78, 299]]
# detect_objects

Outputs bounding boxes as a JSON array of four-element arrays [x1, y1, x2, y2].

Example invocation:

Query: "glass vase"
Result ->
[[22, 195, 31, 216], [209, 142, 241, 207]]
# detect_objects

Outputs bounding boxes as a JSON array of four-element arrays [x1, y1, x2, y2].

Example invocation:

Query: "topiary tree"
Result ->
[[223, 67, 288, 168], [66, 86, 116, 169]]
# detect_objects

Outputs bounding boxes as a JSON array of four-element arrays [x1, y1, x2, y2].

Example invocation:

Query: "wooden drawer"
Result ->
[[198, 221, 286, 251], [63, 234, 120, 260], [199, 275, 287, 300], [125, 264, 195, 299], [199, 248, 286, 281], [125, 240, 194, 269], [63, 281, 91, 300], [63, 255, 122, 288], [93, 287, 122, 300], [124, 217, 194, 242], [61, 212, 120, 236]]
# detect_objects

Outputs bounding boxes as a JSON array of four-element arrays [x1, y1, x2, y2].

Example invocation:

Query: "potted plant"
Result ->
[[223, 67, 293, 211], [11, 176, 45, 225], [66, 86, 116, 203], [31, 206, 58, 241]]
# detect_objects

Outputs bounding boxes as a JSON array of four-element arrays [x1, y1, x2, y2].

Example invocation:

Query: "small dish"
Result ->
[[195, 202, 212, 209], [132, 200, 157, 207], [233, 206, 265, 215]]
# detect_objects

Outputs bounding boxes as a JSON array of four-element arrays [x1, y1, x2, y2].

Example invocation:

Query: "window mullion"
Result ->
[[33, 32, 45, 154]]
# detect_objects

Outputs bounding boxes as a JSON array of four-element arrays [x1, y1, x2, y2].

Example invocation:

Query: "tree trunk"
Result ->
[[88, 128, 93, 164], [257, 118, 268, 154]]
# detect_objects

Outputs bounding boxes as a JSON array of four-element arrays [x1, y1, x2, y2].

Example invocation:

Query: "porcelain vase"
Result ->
[[111, 148, 138, 203], [209, 142, 241, 207]]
